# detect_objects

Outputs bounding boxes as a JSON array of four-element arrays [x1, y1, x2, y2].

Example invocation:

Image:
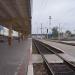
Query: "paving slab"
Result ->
[[32, 54, 63, 63], [44, 54, 63, 63], [32, 54, 43, 63], [59, 54, 75, 62]]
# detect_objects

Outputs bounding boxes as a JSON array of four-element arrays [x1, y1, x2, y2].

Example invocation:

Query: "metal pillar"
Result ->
[[47, 29, 48, 39]]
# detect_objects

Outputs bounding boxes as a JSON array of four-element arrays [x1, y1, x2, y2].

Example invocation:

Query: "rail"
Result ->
[[33, 39, 75, 75]]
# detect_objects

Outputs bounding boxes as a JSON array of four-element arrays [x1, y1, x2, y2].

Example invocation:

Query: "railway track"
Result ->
[[33, 39, 75, 75]]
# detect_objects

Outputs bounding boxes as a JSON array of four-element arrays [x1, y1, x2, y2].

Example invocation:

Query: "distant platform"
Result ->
[[62, 41, 75, 44], [38, 39, 75, 58]]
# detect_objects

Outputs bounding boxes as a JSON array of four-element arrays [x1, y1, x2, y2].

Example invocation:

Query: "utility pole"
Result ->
[[40, 24, 43, 39], [37, 26, 38, 38], [49, 16, 52, 39], [45, 27, 48, 39], [46, 27, 48, 39], [49, 16, 52, 26], [58, 24, 61, 40]]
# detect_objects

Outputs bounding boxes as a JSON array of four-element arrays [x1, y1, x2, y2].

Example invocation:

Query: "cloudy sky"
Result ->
[[32, 0, 75, 34]]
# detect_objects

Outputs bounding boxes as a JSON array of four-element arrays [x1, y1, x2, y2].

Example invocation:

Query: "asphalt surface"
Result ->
[[0, 38, 31, 75]]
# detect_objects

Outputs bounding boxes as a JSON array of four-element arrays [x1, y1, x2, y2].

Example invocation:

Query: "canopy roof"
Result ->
[[0, 0, 32, 35]]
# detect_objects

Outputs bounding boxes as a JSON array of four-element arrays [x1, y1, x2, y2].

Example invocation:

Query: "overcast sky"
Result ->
[[32, 0, 75, 34]]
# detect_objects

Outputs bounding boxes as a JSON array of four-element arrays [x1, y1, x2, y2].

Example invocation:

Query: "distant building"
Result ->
[[32, 34, 47, 39]]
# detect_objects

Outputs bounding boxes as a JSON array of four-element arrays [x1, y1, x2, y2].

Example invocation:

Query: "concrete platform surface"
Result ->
[[32, 54, 75, 64], [39, 39, 75, 58], [44, 54, 63, 63], [32, 54, 63, 63], [32, 54, 43, 63], [0, 38, 31, 75], [59, 54, 75, 62], [62, 41, 75, 44], [27, 64, 33, 75]]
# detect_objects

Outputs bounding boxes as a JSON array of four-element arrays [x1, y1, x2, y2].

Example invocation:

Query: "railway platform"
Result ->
[[38, 39, 75, 58], [0, 38, 32, 75], [61, 41, 75, 44], [32, 39, 75, 75], [58, 41, 75, 46]]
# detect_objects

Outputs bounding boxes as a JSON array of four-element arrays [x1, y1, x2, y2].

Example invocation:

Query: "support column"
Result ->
[[18, 32, 21, 43], [21, 33, 24, 41], [8, 25, 13, 46], [21, 33, 26, 41]]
